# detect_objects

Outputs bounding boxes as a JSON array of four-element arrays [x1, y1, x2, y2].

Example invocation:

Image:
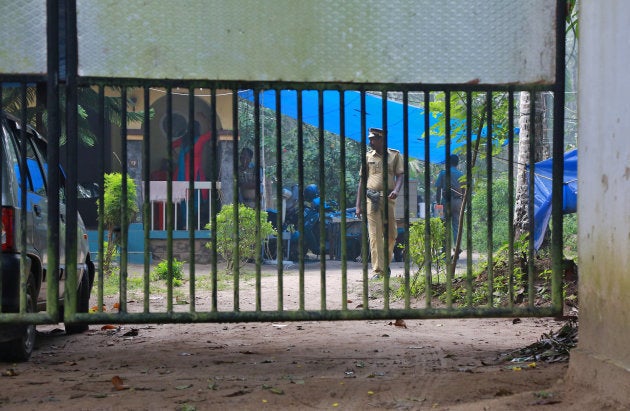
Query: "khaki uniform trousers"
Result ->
[[367, 196, 397, 275]]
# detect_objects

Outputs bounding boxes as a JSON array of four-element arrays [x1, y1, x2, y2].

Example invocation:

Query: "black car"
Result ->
[[0, 112, 95, 362]]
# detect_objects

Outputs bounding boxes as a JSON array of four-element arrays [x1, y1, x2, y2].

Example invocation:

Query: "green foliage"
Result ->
[[98, 172, 139, 275], [238, 99, 362, 205], [151, 258, 184, 287], [398, 217, 447, 298], [470, 174, 511, 252], [99, 172, 139, 230], [562, 214, 578, 260], [446, 236, 529, 307], [205, 204, 277, 271], [427, 92, 511, 162], [1, 85, 151, 147]]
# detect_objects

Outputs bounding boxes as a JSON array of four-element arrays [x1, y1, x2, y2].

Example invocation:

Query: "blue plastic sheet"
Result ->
[[532, 149, 578, 250], [240, 89, 470, 164]]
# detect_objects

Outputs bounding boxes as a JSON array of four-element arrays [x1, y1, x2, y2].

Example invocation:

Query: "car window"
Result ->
[[6, 119, 48, 197]]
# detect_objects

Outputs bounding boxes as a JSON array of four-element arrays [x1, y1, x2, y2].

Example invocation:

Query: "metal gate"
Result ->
[[1, 0, 568, 336]]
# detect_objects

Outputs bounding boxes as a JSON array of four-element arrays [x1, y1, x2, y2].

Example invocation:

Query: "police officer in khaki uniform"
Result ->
[[355, 128, 404, 279]]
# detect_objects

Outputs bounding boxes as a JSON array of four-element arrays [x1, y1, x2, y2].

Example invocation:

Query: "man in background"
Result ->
[[435, 154, 464, 251], [355, 128, 404, 280]]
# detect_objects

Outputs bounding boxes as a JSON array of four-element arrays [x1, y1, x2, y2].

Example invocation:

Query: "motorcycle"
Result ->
[[264, 185, 346, 261]]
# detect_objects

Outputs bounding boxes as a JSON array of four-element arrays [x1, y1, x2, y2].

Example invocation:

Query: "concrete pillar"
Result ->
[[569, 1, 630, 405]]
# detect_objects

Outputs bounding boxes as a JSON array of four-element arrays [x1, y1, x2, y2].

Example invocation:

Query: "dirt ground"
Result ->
[[0, 259, 606, 410]]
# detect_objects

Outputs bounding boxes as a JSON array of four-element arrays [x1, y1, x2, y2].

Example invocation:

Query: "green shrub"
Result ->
[[97, 172, 138, 275], [151, 258, 184, 287], [205, 204, 276, 271], [399, 217, 447, 297], [470, 176, 510, 252]]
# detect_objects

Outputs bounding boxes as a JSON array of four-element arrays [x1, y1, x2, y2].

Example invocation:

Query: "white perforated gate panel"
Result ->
[[75, 0, 557, 85]]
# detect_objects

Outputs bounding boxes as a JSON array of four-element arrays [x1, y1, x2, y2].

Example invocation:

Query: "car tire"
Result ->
[[0, 279, 37, 362], [64, 268, 90, 334]]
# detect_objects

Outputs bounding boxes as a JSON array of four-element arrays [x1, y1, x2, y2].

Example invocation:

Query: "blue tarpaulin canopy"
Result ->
[[239, 89, 471, 164], [532, 149, 578, 250]]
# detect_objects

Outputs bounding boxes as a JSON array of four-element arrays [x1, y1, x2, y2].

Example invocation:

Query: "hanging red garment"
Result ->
[[173, 131, 213, 200], [173, 131, 213, 181]]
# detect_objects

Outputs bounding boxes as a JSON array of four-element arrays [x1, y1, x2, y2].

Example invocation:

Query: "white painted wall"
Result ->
[[569, 0, 630, 402]]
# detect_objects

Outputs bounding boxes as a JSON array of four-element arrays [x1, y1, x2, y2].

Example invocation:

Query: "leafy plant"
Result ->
[[443, 236, 530, 307], [205, 204, 276, 271], [1, 85, 151, 147], [470, 174, 511, 252], [152, 258, 185, 287], [399, 217, 447, 297], [562, 214, 578, 260], [98, 172, 139, 275]]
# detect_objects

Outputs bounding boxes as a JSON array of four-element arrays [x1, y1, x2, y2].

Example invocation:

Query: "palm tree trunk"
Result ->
[[514, 91, 547, 240]]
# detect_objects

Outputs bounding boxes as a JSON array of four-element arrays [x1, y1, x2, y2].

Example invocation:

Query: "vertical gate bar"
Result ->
[[507, 91, 516, 309], [339, 90, 348, 311], [165, 87, 174, 313], [186, 87, 195, 232], [274, 89, 284, 310], [142, 86, 152, 313], [0, 86, 3, 312], [18, 86, 28, 315], [296, 90, 305, 311], [317, 89, 327, 311], [96, 87, 106, 312], [254, 89, 263, 311], [423, 91, 432, 309], [359, 90, 369, 309], [296, 90, 306, 285], [485, 92, 494, 308], [551, 0, 568, 314], [296, 89, 306, 294], [464, 91, 473, 307], [527, 91, 536, 309], [402, 91, 410, 309], [232, 87, 240, 311], [382, 90, 390, 310], [209, 88, 218, 312], [119, 87, 129, 314], [187, 87, 196, 312], [64, 1, 79, 317], [46, 0, 60, 320], [444, 91, 453, 309]]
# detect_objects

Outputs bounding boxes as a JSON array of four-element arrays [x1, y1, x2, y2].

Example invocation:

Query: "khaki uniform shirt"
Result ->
[[361, 148, 404, 192]]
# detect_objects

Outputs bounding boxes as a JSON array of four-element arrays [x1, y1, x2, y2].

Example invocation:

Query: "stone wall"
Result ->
[[150, 239, 214, 265]]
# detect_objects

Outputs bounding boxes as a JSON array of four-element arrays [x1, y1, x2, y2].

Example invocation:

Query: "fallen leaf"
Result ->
[[2, 368, 18, 377], [101, 325, 117, 330], [394, 319, 407, 328], [111, 375, 128, 391], [122, 328, 138, 337], [112, 302, 120, 309], [176, 384, 193, 390]]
